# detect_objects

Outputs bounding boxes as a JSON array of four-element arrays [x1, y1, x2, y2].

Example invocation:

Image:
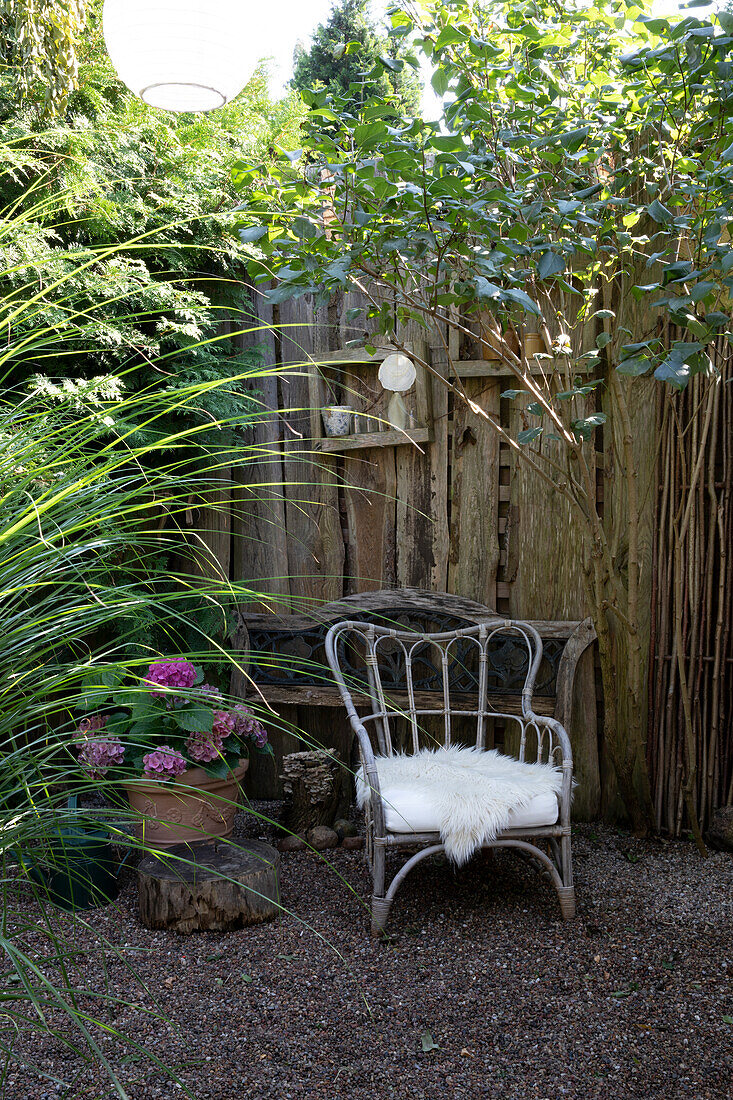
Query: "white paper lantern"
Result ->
[[103, 0, 259, 112]]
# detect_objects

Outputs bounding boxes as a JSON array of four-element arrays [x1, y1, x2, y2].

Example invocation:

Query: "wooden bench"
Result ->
[[231, 589, 599, 815]]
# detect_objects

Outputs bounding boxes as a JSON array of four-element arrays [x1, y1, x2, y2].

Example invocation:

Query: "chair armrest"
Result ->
[[527, 712, 573, 825], [350, 718, 388, 836], [527, 712, 573, 767], [324, 624, 386, 829]]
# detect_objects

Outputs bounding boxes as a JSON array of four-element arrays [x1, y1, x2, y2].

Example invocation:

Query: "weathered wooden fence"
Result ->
[[204, 283, 730, 831]]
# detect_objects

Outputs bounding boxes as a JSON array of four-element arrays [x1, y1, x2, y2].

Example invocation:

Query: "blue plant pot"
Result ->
[[26, 826, 120, 911]]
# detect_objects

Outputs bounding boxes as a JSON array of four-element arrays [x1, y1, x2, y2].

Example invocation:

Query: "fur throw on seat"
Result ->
[[357, 746, 564, 865]]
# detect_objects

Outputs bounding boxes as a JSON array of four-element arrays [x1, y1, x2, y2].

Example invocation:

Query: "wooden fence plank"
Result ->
[[344, 447, 397, 592], [504, 391, 600, 814], [277, 294, 344, 607], [448, 377, 500, 608], [230, 282, 290, 612], [506, 399, 591, 621], [395, 342, 449, 590]]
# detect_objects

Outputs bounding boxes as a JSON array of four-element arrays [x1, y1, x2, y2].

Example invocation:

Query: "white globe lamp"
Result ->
[[103, 0, 259, 113]]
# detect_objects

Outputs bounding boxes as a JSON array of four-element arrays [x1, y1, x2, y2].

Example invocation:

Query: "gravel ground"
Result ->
[[2, 809, 732, 1100]]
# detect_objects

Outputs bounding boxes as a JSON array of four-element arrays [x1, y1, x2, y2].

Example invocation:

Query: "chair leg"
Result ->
[[370, 842, 390, 937], [371, 895, 393, 936], [556, 885, 576, 919], [557, 833, 575, 920]]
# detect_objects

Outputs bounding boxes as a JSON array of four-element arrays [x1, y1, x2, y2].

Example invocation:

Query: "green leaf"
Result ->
[[648, 199, 673, 224], [517, 426, 543, 445], [538, 251, 565, 279], [175, 705, 214, 734], [421, 1031, 439, 1052], [113, 689, 140, 709], [429, 134, 465, 153], [571, 413, 607, 440], [345, 307, 363, 323], [474, 276, 503, 301], [201, 758, 230, 779], [79, 667, 123, 704], [502, 287, 541, 316], [431, 68, 450, 97], [722, 1016, 733, 1025], [691, 281, 715, 302], [129, 717, 161, 738], [596, 332, 612, 349], [292, 216, 319, 240], [265, 284, 299, 305], [617, 357, 652, 377], [655, 352, 690, 389], [526, 402, 544, 416], [238, 226, 267, 244], [131, 693, 158, 721], [436, 26, 467, 48], [501, 389, 523, 399], [354, 121, 389, 146], [559, 127, 590, 152]]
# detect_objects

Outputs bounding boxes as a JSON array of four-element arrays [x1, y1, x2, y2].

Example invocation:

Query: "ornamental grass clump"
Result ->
[[75, 656, 272, 782]]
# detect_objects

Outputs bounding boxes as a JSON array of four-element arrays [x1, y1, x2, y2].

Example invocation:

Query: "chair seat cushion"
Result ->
[[356, 746, 563, 862], [377, 783, 559, 834]]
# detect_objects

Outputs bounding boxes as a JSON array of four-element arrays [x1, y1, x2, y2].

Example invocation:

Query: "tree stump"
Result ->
[[137, 840, 280, 933], [280, 749, 347, 834]]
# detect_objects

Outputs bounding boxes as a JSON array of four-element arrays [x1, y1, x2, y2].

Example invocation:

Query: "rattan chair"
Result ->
[[325, 617, 575, 935]]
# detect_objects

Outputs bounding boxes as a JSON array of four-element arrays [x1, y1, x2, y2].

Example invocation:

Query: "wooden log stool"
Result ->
[[137, 839, 280, 933]]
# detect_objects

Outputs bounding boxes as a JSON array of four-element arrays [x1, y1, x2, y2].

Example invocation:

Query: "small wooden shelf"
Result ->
[[452, 358, 591, 378], [318, 427, 433, 453]]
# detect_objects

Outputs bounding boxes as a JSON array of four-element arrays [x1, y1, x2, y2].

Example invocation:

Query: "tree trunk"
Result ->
[[137, 840, 280, 933], [280, 750, 347, 834]]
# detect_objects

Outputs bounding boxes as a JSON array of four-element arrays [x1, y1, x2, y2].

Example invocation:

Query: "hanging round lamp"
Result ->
[[378, 353, 416, 393], [103, 0, 259, 113]]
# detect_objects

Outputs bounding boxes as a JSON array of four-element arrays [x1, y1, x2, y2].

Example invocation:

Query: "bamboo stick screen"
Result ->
[[648, 339, 732, 834]]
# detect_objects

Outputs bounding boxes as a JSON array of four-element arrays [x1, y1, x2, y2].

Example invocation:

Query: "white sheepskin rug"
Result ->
[[357, 745, 563, 865]]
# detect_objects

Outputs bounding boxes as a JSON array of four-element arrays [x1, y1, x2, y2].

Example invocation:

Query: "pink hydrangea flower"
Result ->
[[198, 683, 224, 707], [186, 730, 224, 764], [213, 709, 235, 741], [144, 658, 197, 699], [142, 746, 187, 781], [232, 705, 268, 748], [77, 734, 125, 778]]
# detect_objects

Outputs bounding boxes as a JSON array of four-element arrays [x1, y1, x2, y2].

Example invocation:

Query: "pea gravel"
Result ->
[[3, 810, 732, 1100]]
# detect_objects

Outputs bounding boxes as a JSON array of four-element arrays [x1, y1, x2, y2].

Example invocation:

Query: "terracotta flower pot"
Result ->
[[124, 759, 248, 849]]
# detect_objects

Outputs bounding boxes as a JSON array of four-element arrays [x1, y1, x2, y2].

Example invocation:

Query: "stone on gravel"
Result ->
[[306, 825, 338, 850], [277, 834, 307, 852], [334, 818, 357, 840], [341, 835, 365, 850], [707, 805, 733, 851]]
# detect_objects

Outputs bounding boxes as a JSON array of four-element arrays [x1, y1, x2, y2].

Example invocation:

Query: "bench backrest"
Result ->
[[232, 589, 595, 730]]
